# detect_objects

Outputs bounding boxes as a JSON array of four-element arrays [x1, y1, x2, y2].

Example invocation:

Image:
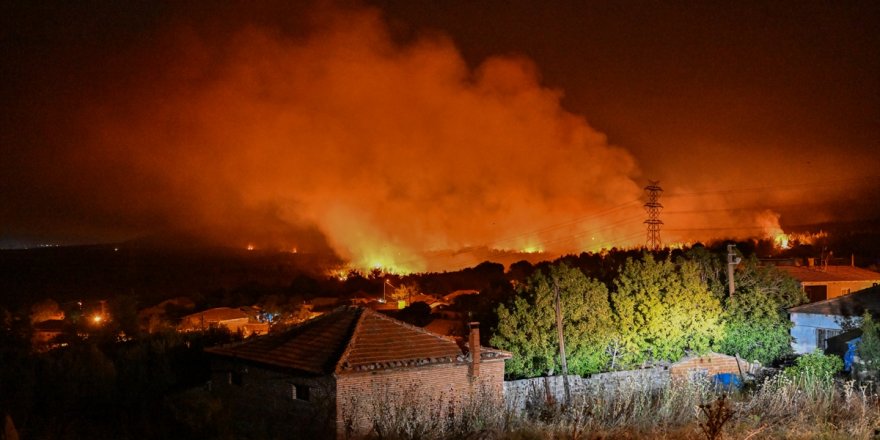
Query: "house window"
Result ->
[[817, 328, 844, 350], [228, 369, 245, 386], [805, 286, 827, 302], [841, 288, 851, 295], [291, 384, 310, 401]]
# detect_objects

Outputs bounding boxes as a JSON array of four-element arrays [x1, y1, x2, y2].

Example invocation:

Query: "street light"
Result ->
[[380, 279, 395, 304], [379, 279, 388, 303]]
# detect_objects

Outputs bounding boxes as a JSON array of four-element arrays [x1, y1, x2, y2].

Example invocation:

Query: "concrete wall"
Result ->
[[790, 312, 858, 354]]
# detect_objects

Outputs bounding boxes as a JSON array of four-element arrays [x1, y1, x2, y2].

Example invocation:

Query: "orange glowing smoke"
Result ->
[[756, 210, 790, 249], [67, 6, 642, 272]]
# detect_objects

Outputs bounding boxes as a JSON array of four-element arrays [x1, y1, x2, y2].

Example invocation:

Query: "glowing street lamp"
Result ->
[[379, 279, 388, 303], [380, 279, 396, 304]]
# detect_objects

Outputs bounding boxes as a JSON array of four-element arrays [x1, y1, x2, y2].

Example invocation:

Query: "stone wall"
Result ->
[[504, 367, 671, 409], [210, 359, 337, 439], [504, 353, 762, 410]]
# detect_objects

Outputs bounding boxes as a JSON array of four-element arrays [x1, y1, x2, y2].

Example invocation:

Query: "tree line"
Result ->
[[490, 248, 806, 378]]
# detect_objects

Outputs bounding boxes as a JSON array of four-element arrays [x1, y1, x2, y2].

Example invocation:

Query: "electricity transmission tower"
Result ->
[[644, 181, 663, 251]]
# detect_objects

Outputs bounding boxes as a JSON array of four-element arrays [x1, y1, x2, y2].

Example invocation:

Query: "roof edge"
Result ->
[[333, 306, 367, 373]]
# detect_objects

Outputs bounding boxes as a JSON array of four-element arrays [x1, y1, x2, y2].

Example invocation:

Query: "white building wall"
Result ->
[[790, 312, 860, 354]]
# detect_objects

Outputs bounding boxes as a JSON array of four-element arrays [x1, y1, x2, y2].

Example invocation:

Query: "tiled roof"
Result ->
[[33, 319, 65, 332], [183, 307, 249, 323], [777, 266, 880, 283], [789, 286, 880, 316], [442, 290, 479, 302], [207, 306, 510, 375]]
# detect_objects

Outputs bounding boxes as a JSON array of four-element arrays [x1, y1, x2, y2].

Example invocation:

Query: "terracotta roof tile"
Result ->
[[777, 266, 880, 283], [207, 306, 509, 374], [183, 307, 249, 323], [207, 306, 359, 374]]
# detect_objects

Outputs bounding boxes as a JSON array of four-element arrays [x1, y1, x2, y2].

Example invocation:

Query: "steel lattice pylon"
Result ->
[[644, 181, 663, 250]]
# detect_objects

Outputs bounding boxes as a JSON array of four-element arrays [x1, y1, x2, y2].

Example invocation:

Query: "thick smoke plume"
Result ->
[[14, 5, 642, 271]]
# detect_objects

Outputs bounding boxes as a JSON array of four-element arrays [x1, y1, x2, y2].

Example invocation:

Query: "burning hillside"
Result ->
[[2, 2, 878, 273], [11, 5, 645, 272]]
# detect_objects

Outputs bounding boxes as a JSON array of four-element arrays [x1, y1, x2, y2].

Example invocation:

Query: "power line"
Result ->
[[665, 175, 879, 198], [665, 220, 832, 233], [489, 199, 642, 248], [536, 217, 644, 249]]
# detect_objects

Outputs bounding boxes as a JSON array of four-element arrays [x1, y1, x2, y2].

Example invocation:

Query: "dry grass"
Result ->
[[343, 374, 880, 440]]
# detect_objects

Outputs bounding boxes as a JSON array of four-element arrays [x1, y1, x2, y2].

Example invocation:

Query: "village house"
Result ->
[[206, 305, 510, 438], [137, 296, 195, 334], [777, 262, 880, 302], [789, 285, 880, 354], [441, 289, 479, 304], [31, 319, 65, 349], [308, 296, 343, 311], [178, 307, 268, 336]]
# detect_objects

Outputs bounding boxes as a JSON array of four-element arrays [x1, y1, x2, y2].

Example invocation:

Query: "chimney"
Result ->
[[468, 322, 480, 378]]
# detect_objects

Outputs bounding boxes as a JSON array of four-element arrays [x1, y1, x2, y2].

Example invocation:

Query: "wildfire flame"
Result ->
[[754, 210, 828, 250], [756, 210, 790, 250]]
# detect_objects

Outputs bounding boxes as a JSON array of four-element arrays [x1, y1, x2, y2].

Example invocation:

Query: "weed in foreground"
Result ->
[[698, 394, 733, 440]]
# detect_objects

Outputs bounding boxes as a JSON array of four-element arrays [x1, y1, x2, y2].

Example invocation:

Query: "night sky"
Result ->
[[2, 1, 878, 270]]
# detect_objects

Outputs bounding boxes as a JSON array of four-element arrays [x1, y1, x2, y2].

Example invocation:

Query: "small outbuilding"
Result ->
[[789, 286, 880, 354], [669, 352, 751, 380], [179, 307, 268, 336]]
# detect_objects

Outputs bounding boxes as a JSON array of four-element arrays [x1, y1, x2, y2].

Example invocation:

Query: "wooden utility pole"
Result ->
[[727, 244, 742, 298], [553, 279, 571, 404]]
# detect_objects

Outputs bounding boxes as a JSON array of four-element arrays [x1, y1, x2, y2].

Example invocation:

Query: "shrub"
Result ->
[[858, 312, 880, 371], [783, 350, 843, 383]]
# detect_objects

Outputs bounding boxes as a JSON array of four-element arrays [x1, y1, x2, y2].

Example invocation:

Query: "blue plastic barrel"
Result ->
[[713, 373, 742, 389]]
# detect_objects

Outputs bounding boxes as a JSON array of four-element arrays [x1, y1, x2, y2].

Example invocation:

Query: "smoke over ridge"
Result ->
[[10, 5, 641, 271]]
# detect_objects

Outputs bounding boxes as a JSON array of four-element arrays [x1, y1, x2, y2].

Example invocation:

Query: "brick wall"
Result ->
[[669, 353, 749, 378], [335, 359, 506, 437]]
